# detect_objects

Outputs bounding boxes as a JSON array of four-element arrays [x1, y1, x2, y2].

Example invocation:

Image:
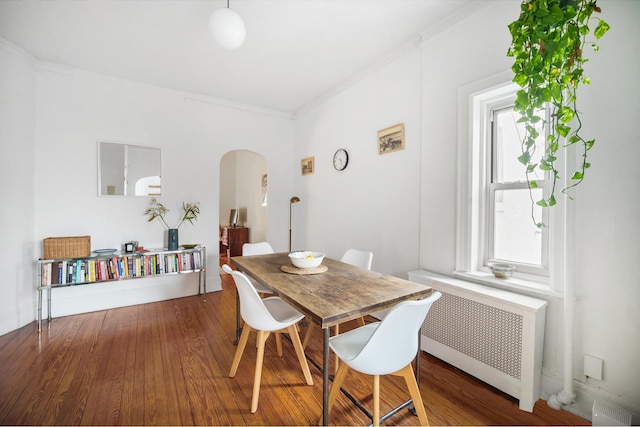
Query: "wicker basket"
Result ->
[[43, 236, 91, 259]]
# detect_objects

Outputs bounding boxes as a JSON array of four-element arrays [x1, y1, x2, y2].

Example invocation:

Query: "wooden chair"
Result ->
[[223, 264, 313, 413], [321, 292, 442, 426]]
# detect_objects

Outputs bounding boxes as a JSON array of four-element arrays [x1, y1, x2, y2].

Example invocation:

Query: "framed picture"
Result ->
[[301, 156, 314, 175], [377, 123, 405, 155]]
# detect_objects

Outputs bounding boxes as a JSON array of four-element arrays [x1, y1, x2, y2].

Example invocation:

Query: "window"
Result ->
[[488, 105, 549, 275], [455, 75, 567, 292]]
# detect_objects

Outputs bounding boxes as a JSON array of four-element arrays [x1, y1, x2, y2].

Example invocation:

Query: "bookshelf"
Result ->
[[36, 246, 206, 332]]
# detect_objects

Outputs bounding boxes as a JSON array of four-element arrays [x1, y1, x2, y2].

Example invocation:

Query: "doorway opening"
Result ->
[[219, 150, 268, 267]]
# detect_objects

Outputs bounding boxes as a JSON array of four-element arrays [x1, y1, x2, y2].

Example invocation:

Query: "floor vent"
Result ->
[[409, 270, 547, 412], [592, 400, 632, 426]]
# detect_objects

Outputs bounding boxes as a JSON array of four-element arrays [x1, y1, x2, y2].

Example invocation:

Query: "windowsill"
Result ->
[[452, 270, 564, 298]]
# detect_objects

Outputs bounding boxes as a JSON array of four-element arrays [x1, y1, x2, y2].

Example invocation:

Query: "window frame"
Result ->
[[455, 72, 569, 295]]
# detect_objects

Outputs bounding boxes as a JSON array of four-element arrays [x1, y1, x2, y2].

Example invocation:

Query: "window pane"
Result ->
[[494, 108, 544, 183], [493, 188, 542, 265]]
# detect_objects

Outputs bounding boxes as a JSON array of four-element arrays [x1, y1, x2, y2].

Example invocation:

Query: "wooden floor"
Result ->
[[0, 270, 589, 426]]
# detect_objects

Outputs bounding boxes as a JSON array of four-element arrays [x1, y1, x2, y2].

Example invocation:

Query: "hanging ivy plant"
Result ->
[[507, 0, 609, 226]]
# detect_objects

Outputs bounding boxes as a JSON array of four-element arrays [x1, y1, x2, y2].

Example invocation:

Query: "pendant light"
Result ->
[[208, 0, 246, 50]]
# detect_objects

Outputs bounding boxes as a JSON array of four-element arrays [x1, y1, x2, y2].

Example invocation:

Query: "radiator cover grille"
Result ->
[[409, 270, 547, 412], [422, 292, 523, 379]]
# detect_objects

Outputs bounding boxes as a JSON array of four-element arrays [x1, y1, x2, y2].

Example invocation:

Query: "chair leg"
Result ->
[[393, 364, 430, 426], [275, 332, 283, 356], [373, 374, 380, 427], [288, 324, 314, 385], [318, 360, 350, 425], [229, 323, 252, 377], [251, 330, 268, 413]]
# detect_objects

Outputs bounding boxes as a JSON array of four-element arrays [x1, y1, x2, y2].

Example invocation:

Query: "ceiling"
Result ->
[[0, 0, 479, 114]]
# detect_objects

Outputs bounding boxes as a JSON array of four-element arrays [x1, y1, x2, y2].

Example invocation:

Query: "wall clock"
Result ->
[[333, 149, 349, 171]]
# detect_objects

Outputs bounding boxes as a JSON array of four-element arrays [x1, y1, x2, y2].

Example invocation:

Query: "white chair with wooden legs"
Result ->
[[302, 249, 373, 360], [321, 291, 442, 426], [223, 264, 313, 414], [241, 242, 276, 295]]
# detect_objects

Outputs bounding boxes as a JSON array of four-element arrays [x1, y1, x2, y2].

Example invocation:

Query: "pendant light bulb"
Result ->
[[208, 4, 246, 50]]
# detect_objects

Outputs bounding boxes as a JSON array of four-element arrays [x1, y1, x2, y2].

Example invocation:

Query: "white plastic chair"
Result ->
[[302, 249, 374, 349], [223, 264, 313, 413], [242, 242, 276, 295], [322, 291, 442, 426], [340, 248, 373, 271]]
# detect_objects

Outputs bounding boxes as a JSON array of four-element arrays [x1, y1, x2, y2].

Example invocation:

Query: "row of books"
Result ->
[[40, 252, 203, 286]]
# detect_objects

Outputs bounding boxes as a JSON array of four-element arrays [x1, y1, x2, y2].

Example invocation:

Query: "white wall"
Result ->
[[294, 0, 640, 422], [0, 42, 296, 334], [294, 49, 422, 276], [0, 41, 36, 335], [571, 0, 640, 419], [418, 1, 640, 422]]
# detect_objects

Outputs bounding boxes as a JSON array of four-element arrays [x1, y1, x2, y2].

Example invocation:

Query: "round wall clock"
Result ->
[[333, 149, 349, 171]]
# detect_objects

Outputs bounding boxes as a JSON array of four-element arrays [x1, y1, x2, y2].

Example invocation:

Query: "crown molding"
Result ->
[[183, 95, 295, 121], [0, 36, 36, 63]]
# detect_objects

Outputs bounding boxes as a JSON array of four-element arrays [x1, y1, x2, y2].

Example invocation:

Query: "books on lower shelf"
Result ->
[[38, 247, 204, 287]]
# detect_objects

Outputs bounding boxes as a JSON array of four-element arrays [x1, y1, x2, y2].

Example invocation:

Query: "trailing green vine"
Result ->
[[507, 0, 609, 227]]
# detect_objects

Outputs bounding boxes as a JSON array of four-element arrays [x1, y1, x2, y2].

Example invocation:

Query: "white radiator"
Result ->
[[408, 270, 548, 412]]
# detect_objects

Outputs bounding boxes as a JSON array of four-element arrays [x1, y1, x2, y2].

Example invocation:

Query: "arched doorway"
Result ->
[[219, 150, 268, 264]]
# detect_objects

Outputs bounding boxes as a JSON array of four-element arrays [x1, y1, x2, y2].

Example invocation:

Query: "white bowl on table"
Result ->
[[288, 251, 325, 269]]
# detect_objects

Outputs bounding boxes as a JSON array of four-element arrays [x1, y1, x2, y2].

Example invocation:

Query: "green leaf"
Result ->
[[556, 123, 571, 137], [571, 171, 584, 180], [594, 20, 611, 39], [513, 73, 529, 87]]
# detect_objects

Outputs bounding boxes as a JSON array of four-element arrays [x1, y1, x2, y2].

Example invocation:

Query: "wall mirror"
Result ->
[[98, 141, 162, 197]]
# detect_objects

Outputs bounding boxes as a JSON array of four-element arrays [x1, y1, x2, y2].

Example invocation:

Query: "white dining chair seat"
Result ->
[[328, 323, 379, 367], [261, 297, 305, 327]]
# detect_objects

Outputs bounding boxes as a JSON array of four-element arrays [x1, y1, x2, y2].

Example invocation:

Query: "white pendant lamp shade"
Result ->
[[209, 6, 246, 50]]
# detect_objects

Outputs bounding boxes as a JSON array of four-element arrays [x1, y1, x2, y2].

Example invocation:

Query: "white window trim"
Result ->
[[455, 70, 573, 297]]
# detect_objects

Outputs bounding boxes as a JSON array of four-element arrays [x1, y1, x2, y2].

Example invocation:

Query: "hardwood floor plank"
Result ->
[[83, 305, 139, 425], [0, 271, 590, 426]]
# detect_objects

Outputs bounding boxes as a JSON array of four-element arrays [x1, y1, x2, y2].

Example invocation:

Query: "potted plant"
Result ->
[[507, 0, 609, 226], [144, 199, 200, 250]]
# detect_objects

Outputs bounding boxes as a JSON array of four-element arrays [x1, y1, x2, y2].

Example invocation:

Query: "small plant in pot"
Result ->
[[144, 199, 200, 250]]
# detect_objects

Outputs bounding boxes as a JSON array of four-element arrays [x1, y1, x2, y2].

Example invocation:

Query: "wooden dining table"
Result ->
[[230, 252, 433, 425]]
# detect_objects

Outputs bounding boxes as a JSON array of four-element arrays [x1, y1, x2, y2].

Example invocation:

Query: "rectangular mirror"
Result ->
[[98, 141, 162, 197]]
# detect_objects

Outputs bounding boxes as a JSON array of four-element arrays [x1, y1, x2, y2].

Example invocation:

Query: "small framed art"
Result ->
[[377, 123, 405, 155], [301, 156, 314, 175]]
